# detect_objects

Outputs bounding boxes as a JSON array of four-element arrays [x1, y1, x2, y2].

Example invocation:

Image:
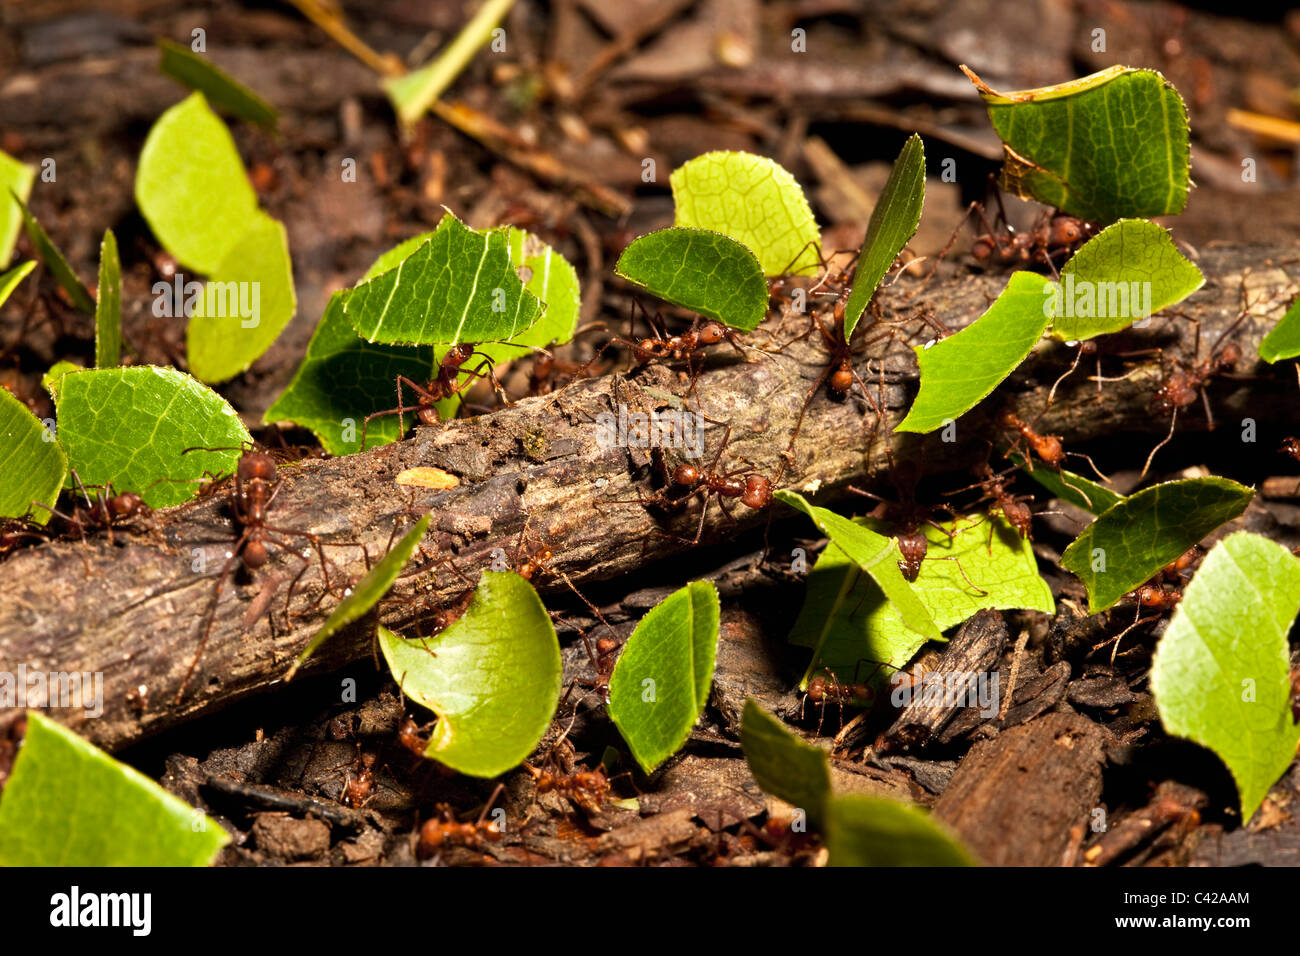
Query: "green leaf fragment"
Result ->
[[1150, 532, 1300, 821], [135, 92, 259, 274], [789, 515, 1052, 687], [1060, 477, 1254, 612], [186, 211, 296, 383], [12, 192, 95, 313], [287, 514, 431, 680], [740, 698, 831, 826], [896, 271, 1052, 434], [843, 133, 925, 337], [0, 260, 35, 310], [1259, 295, 1300, 364], [0, 150, 35, 267], [968, 65, 1190, 224], [54, 366, 251, 508], [825, 794, 976, 866], [382, 0, 517, 127], [0, 713, 228, 866], [341, 212, 542, 346], [0, 387, 66, 522], [607, 581, 721, 774], [377, 571, 561, 778], [94, 229, 122, 368], [777, 491, 941, 647], [1050, 219, 1203, 341], [1011, 453, 1122, 514], [614, 227, 768, 332], [670, 151, 821, 277], [158, 39, 278, 127]]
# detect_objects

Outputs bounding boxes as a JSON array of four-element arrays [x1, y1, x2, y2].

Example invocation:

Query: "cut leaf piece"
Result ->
[[824, 794, 976, 866], [158, 39, 278, 127], [0, 149, 35, 266], [843, 134, 925, 338], [789, 515, 1052, 687], [897, 271, 1050, 434], [670, 151, 821, 277], [341, 212, 542, 346], [0, 260, 36, 309], [186, 211, 296, 383], [966, 65, 1190, 224], [382, 0, 517, 126], [1150, 532, 1300, 821], [54, 366, 251, 508], [1049, 220, 1204, 341], [135, 92, 259, 274], [377, 571, 561, 777], [777, 491, 941, 649], [0, 387, 66, 522], [614, 227, 768, 332], [740, 698, 831, 826], [1060, 477, 1254, 612], [1011, 453, 1122, 514], [41, 360, 81, 398], [0, 713, 228, 866], [1259, 296, 1300, 364], [94, 229, 121, 368], [263, 293, 434, 454], [607, 581, 721, 774], [287, 514, 431, 680], [12, 193, 95, 313]]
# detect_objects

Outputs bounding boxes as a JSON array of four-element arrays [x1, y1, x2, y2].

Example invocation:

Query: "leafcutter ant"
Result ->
[[416, 783, 505, 859], [801, 659, 899, 735]]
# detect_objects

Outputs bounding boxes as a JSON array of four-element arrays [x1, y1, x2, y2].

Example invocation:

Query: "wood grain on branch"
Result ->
[[3, 242, 1299, 751]]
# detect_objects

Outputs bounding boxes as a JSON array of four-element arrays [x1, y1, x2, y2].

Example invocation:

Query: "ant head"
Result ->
[[1049, 215, 1090, 246], [807, 675, 827, 701], [1135, 584, 1167, 608], [239, 452, 277, 483], [243, 538, 270, 569], [444, 343, 476, 367], [742, 474, 773, 509], [1216, 342, 1242, 369], [994, 408, 1020, 429], [972, 237, 996, 261], [596, 636, 619, 655], [695, 321, 729, 346], [1003, 500, 1033, 537], [896, 532, 927, 581], [673, 463, 701, 487]]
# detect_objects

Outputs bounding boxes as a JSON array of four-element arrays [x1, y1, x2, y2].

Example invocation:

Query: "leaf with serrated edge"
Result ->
[[1060, 477, 1254, 612], [377, 571, 561, 778], [1150, 532, 1300, 821], [896, 271, 1050, 434], [825, 794, 976, 866], [186, 211, 296, 383], [789, 515, 1052, 687], [0, 713, 228, 866], [135, 92, 259, 274], [607, 581, 720, 774], [0, 149, 35, 266], [342, 211, 542, 346], [740, 699, 831, 826], [54, 366, 251, 508], [777, 491, 942, 646], [844, 134, 925, 338], [94, 230, 121, 368], [671, 151, 821, 277], [1050, 220, 1203, 341], [0, 388, 66, 522], [1259, 296, 1300, 364], [12, 192, 95, 313], [967, 66, 1189, 224], [158, 39, 277, 127], [614, 227, 768, 332], [287, 515, 431, 680]]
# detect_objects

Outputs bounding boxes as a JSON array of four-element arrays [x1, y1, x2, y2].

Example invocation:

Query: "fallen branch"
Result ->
[[2, 242, 1298, 751]]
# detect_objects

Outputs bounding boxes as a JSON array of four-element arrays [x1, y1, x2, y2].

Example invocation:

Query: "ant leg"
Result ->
[[1140, 408, 1179, 482], [178, 536, 248, 702]]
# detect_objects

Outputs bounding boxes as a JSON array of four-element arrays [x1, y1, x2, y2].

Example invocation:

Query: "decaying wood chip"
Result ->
[[933, 711, 1109, 866]]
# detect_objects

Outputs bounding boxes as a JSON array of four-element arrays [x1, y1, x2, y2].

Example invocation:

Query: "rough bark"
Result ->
[[2, 242, 1299, 751]]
